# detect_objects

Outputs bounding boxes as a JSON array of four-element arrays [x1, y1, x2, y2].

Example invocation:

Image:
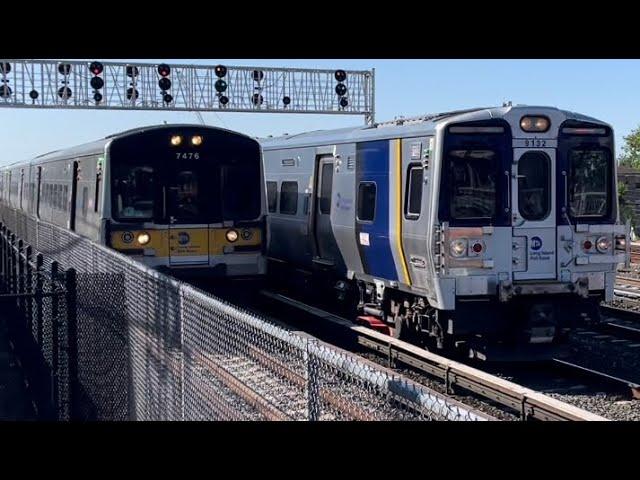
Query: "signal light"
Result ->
[[450, 239, 467, 257], [520, 116, 550, 133], [29, 90, 38, 100], [283, 96, 291, 106], [252, 70, 264, 82], [89, 61, 103, 75], [157, 63, 171, 77], [472, 242, 483, 254], [1, 62, 10, 74], [0, 85, 11, 98], [137, 232, 150, 246], [93, 92, 103, 103], [226, 229, 239, 243], [334, 69, 347, 82], [214, 65, 227, 78], [219, 95, 229, 105], [339, 97, 348, 108], [215, 79, 227, 93], [163, 93, 173, 104], [596, 236, 611, 253], [58, 63, 71, 75], [158, 77, 171, 91], [126, 87, 139, 100], [126, 66, 139, 78], [335, 83, 347, 96], [58, 86, 72, 99], [252, 93, 263, 105], [90, 77, 104, 89]]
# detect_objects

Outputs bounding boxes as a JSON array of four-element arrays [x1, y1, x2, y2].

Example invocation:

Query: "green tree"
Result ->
[[619, 125, 640, 169]]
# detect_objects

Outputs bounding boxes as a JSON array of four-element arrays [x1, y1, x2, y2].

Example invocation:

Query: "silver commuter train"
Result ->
[[261, 105, 629, 359], [0, 124, 267, 278]]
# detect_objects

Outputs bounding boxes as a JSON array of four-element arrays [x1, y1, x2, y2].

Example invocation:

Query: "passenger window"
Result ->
[[63, 185, 68, 210], [319, 162, 333, 214], [266, 181, 277, 213], [405, 165, 423, 219], [280, 181, 298, 215], [518, 151, 550, 221], [357, 182, 376, 222], [569, 149, 611, 218]]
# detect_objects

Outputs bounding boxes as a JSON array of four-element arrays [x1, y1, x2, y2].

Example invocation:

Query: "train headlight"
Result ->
[[450, 239, 467, 257], [596, 236, 611, 253], [226, 229, 239, 243], [520, 116, 550, 133], [137, 232, 150, 245], [615, 235, 627, 251], [170, 135, 183, 146], [191, 135, 203, 146]]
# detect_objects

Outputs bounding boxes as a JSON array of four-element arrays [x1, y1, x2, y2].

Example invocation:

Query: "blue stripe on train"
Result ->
[[355, 140, 398, 281]]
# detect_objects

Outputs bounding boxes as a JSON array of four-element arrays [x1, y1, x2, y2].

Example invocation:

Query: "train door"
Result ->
[[166, 160, 209, 266], [511, 148, 556, 280], [69, 161, 79, 231], [313, 155, 339, 267]]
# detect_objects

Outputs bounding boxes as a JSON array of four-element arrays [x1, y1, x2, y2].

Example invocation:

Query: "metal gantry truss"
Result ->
[[0, 59, 375, 124]]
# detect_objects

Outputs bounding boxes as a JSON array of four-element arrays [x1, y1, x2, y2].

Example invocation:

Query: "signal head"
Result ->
[[90, 77, 104, 90], [214, 65, 227, 78], [334, 69, 347, 82], [157, 63, 171, 77], [89, 61, 103, 75]]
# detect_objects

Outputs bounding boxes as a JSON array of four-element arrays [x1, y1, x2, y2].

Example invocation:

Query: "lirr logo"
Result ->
[[178, 232, 190, 245], [531, 236, 543, 251]]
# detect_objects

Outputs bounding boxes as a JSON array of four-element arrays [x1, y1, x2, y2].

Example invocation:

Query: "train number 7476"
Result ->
[[175, 152, 200, 160]]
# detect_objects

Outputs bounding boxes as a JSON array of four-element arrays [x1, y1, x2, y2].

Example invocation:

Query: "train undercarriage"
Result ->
[[356, 279, 604, 361]]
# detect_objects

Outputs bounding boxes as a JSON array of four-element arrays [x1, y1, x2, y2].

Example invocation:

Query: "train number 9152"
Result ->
[[175, 152, 200, 160], [524, 139, 546, 148]]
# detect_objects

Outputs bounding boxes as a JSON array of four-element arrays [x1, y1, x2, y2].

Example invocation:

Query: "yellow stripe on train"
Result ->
[[110, 227, 261, 257]]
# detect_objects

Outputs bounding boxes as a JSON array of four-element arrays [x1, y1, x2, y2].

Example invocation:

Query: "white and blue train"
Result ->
[[261, 105, 630, 360]]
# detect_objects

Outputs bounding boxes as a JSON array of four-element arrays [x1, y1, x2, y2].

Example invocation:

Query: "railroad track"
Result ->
[[259, 290, 607, 421], [631, 243, 640, 264], [600, 304, 640, 342]]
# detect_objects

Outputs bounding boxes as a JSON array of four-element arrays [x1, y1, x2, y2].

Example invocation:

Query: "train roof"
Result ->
[[1, 123, 257, 170], [259, 105, 610, 150]]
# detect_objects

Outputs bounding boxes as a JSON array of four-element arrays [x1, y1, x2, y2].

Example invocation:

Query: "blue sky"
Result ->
[[2, 59, 639, 164]]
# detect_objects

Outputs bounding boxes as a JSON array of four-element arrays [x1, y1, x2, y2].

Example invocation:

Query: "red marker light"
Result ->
[[583, 240, 593, 251], [472, 242, 483, 253]]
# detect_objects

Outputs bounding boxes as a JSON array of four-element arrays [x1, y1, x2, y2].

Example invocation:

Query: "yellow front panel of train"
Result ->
[[111, 229, 169, 257], [210, 228, 262, 254], [169, 228, 209, 257]]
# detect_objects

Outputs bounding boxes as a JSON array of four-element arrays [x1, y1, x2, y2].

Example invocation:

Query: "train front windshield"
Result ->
[[110, 128, 262, 225]]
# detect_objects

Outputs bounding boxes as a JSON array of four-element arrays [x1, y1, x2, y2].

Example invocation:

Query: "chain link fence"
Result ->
[[0, 206, 489, 421]]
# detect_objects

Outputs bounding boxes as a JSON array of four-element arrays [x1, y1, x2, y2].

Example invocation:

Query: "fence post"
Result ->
[[9, 233, 15, 295], [305, 341, 320, 421], [50, 261, 59, 418], [25, 245, 33, 333], [35, 253, 44, 347], [64, 268, 78, 421], [0, 223, 4, 282]]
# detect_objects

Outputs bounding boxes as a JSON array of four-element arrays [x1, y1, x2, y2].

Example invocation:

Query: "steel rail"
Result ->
[[260, 290, 608, 421]]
